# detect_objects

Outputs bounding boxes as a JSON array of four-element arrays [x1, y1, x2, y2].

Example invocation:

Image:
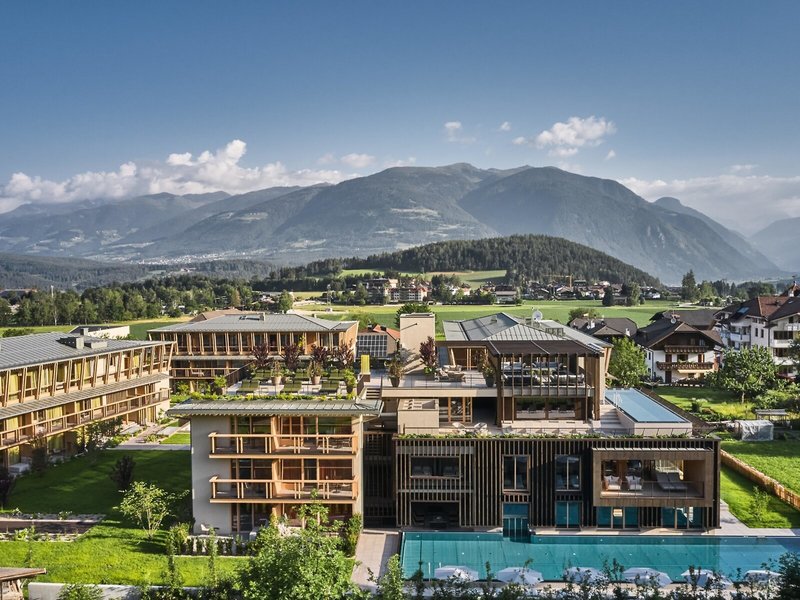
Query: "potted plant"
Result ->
[[309, 360, 323, 385], [477, 350, 495, 388], [387, 355, 404, 388], [343, 370, 356, 394], [270, 361, 284, 386], [419, 337, 438, 379]]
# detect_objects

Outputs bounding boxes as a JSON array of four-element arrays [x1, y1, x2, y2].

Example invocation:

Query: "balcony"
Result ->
[[208, 432, 357, 456], [663, 346, 710, 354], [599, 473, 704, 501], [656, 362, 714, 372], [210, 477, 358, 502], [0, 389, 169, 450]]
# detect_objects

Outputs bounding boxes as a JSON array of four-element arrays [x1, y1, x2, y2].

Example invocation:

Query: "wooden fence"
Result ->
[[721, 449, 800, 511]]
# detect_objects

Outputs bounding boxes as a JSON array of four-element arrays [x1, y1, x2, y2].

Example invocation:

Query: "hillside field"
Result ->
[[304, 299, 682, 334]]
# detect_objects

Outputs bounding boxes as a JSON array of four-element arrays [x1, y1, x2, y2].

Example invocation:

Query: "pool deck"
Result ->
[[353, 528, 401, 590]]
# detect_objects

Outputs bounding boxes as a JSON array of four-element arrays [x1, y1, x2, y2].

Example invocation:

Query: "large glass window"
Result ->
[[597, 507, 638, 529], [411, 457, 459, 478], [555, 455, 581, 491], [555, 501, 581, 528], [503, 456, 529, 491]]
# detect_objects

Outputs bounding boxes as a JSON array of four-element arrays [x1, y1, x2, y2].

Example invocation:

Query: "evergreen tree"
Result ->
[[681, 270, 698, 302]]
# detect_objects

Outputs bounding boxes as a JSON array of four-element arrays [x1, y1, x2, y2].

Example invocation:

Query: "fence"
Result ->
[[721, 449, 800, 511]]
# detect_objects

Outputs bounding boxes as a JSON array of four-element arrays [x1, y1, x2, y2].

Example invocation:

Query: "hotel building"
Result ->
[[0, 332, 173, 470], [173, 312, 720, 535], [148, 311, 358, 390]]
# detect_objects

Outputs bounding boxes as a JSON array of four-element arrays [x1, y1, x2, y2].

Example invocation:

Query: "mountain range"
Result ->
[[0, 164, 786, 283]]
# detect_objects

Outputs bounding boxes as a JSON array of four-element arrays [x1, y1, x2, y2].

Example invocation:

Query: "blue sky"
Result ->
[[1, 1, 798, 232]]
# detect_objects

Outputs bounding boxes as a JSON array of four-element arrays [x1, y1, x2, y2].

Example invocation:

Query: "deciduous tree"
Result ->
[[714, 346, 777, 403], [608, 338, 647, 388]]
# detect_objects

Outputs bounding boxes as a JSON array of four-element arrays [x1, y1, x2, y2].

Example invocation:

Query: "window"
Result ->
[[555, 455, 581, 491], [597, 507, 638, 529], [411, 457, 459, 478], [503, 456, 529, 491], [662, 506, 703, 529], [555, 501, 581, 528]]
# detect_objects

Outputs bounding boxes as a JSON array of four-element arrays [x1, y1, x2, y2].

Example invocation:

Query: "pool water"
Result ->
[[401, 532, 800, 581]]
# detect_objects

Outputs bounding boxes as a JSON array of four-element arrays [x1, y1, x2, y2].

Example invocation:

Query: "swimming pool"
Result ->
[[400, 532, 800, 581]]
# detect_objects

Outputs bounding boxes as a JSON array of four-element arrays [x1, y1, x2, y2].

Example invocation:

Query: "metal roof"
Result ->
[[0, 333, 168, 371], [486, 340, 602, 356], [443, 313, 607, 353], [0, 373, 169, 420], [167, 395, 382, 417], [149, 313, 357, 334]]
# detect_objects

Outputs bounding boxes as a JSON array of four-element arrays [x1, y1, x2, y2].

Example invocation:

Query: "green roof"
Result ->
[[167, 394, 381, 417]]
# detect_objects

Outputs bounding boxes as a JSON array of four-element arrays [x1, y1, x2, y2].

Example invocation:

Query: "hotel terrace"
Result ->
[[0, 332, 173, 470], [148, 311, 358, 391], [363, 313, 720, 532], [170, 312, 720, 536]]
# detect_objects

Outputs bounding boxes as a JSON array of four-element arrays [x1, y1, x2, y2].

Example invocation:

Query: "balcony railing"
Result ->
[[171, 367, 236, 379], [208, 432, 357, 456], [0, 389, 169, 450], [599, 475, 704, 500], [656, 362, 714, 372], [210, 477, 358, 501], [663, 346, 710, 354]]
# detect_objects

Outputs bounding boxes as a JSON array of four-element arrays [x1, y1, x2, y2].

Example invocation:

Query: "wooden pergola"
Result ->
[[0, 568, 46, 600]]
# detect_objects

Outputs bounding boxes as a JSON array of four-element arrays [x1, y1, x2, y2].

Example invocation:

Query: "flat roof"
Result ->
[[167, 395, 382, 417], [0, 333, 168, 371], [149, 313, 356, 334], [606, 388, 688, 424]]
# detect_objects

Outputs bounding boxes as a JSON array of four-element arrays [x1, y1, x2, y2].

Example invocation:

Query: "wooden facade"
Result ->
[[391, 436, 720, 530], [0, 335, 173, 468], [149, 314, 358, 391]]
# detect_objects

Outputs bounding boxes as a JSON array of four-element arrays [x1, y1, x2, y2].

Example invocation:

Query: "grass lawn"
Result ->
[[720, 466, 800, 528], [656, 386, 754, 420], [161, 432, 191, 445], [3, 317, 190, 341], [722, 439, 800, 495], [1, 450, 237, 585], [306, 299, 683, 336]]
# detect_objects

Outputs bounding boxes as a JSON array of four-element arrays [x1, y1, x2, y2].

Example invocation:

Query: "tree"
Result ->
[[277, 291, 293, 313], [714, 346, 778, 403], [332, 342, 354, 370], [608, 338, 647, 388], [374, 554, 405, 600], [697, 280, 715, 302], [778, 552, 800, 600], [117, 482, 179, 539], [624, 282, 641, 307], [395, 303, 429, 327], [238, 508, 359, 600], [749, 486, 769, 522], [602, 287, 614, 307], [0, 466, 15, 508], [252, 342, 272, 371], [109, 455, 136, 491], [418, 336, 437, 374], [788, 338, 800, 380], [681, 270, 698, 302], [0, 298, 12, 326], [282, 342, 302, 372]]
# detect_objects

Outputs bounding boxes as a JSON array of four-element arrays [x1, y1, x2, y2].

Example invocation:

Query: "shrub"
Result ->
[[109, 455, 136, 491], [342, 513, 363, 556], [57, 584, 104, 600]]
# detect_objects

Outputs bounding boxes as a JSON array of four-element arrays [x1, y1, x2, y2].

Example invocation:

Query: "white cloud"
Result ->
[[443, 121, 476, 144], [621, 172, 800, 234], [730, 163, 758, 173], [339, 153, 376, 169], [498, 121, 511, 132], [317, 152, 336, 165], [0, 139, 353, 214], [514, 116, 616, 157], [384, 157, 417, 168], [605, 149, 616, 161]]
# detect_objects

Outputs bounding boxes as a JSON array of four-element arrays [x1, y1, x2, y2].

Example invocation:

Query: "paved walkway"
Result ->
[[352, 529, 401, 590], [111, 422, 190, 451]]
